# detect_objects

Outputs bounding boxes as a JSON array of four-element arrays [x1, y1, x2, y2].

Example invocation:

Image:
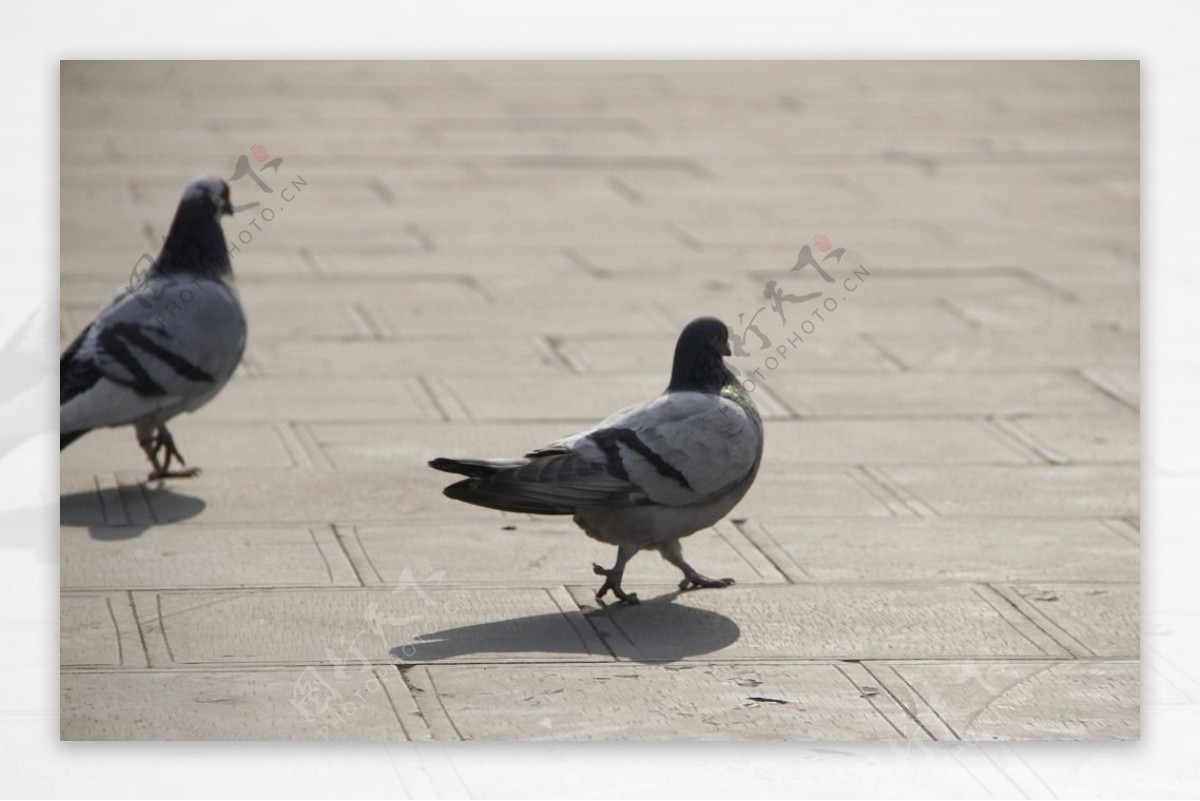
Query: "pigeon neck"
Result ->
[[667, 345, 735, 394], [156, 203, 232, 278]]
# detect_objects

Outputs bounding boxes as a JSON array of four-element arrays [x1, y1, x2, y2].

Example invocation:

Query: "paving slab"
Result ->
[[234, 275, 493, 311], [59, 421, 297, 473], [869, 330, 1137, 372], [247, 338, 566, 379], [559, 332, 895, 374], [345, 520, 784, 588], [878, 464, 1138, 518], [760, 419, 1035, 465], [58, 60, 1140, 743], [876, 660, 1139, 741], [567, 584, 1069, 662], [366, 301, 676, 338], [766, 371, 1129, 418], [427, 373, 793, 421], [999, 584, 1139, 658], [135, 586, 609, 667], [198, 378, 443, 423], [60, 592, 144, 668], [62, 526, 358, 590], [1004, 413, 1139, 463], [61, 468, 496, 526], [743, 518, 1139, 583], [404, 661, 922, 741], [944, 290, 1138, 333], [730, 467, 908, 519], [1082, 366, 1140, 410], [314, 417, 1034, 470], [307, 421, 586, 470], [60, 668, 426, 741]]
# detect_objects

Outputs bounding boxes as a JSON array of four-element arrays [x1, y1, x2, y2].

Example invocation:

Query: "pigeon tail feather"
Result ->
[[428, 456, 527, 478], [441, 477, 576, 515]]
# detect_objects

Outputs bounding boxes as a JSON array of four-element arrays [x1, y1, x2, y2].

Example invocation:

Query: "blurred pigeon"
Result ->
[[430, 316, 763, 604], [60, 177, 246, 479]]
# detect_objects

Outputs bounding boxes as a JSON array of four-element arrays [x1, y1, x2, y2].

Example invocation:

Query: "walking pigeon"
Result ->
[[60, 176, 246, 479], [429, 316, 763, 604]]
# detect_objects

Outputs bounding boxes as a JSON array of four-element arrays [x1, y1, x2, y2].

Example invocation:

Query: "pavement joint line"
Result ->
[[272, 421, 319, 469], [348, 301, 386, 341], [850, 465, 932, 518], [414, 375, 454, 422], [305, 527, 338, 585], [974, 584, 1081, 659], [546, 585, 616, 661], [560, 246, 610, 278], [101, 595, 124, 668], [935, 296, 984, 329], [330, 524, 372, 587], [369, 666, 413, 740], [980, 416, 1065, 465], [831, 662, 929, 741], [1103, 518, 1141, 546], [535, 335, 579, 374], [995, 583, 1135, 659], [124, 590, 152, 669], [131, 590, 173, 668], [1077, 367, 1140, 413], [59, 580, 1143, 592], [297, 246, 324, 278], [60, 658, 1136, 674], [93, 473, 127, 526], [867, 661, 959, 742], [729, 519, 801, 583], [387, 665, 436, 743], [751, 381, 806, 420], [853, 661, 942, 742], [408, 665, 465, 741]]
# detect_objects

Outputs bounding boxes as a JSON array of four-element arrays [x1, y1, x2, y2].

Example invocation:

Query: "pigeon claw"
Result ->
[[678, 575, 736, 591], [142, 425, 201, 480], [148, 466, 202, 481], [593, 563, 639, 605]]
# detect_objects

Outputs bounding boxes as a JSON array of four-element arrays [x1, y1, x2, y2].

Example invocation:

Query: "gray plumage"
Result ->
[[430, 316, 763, 603], [60, 176, 246, 478]]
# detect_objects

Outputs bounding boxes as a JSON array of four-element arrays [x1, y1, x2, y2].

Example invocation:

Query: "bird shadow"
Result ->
[[59, 483, 206, 540], [391, 589, 740, 664]]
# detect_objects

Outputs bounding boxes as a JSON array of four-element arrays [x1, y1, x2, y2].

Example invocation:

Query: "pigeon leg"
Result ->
[[593, 543, 640, 605], [146, 424, 201, 480], [658, 540, 735, 591]]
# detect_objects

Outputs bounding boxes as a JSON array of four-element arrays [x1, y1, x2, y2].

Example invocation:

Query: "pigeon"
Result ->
[[430, 316, 763, 604], [60, 176, 246, 479]]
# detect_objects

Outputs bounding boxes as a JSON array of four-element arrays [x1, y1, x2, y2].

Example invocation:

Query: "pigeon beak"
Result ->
[[720, 340, 732, 357], [220, 200, 234, 216]]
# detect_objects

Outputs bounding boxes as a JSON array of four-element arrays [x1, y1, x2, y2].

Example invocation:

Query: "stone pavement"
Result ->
[[59, 61, 1139, 741]]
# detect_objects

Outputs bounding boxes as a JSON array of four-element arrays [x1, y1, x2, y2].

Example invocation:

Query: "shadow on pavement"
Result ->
[[394, 590, 740, 663], [59, 484, 206, 540]]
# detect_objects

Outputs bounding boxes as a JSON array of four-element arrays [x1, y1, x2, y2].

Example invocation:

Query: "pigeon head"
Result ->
[[667, 316, 736, 394], [157, 176, 234, 277], [176, 176, 235, 221]]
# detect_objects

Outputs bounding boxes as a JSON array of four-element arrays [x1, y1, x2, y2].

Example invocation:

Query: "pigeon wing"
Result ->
[[533, 390, 762, 508], [61, 275, 246, 432]]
